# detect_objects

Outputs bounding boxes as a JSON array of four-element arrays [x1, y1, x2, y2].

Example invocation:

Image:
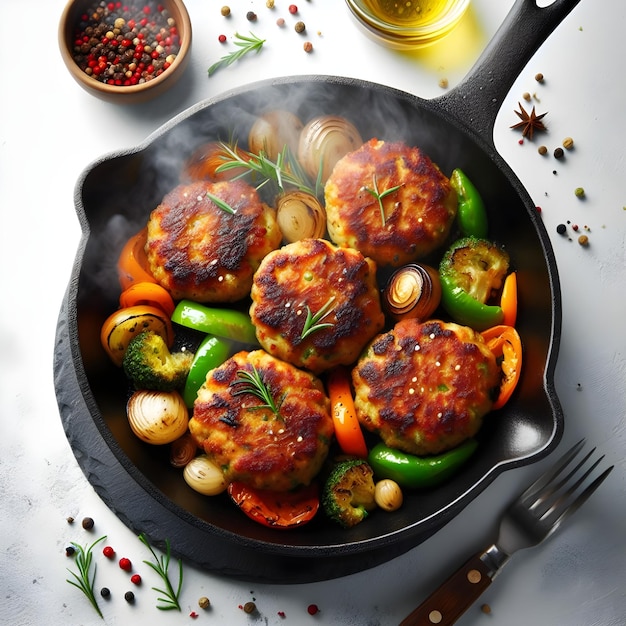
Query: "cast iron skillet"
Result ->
[[54, 0, 580, 583]]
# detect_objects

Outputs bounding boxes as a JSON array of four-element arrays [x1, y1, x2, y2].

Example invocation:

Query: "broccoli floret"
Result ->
[[122, 331, 194, 391], [322, 459, 377, 528], [440, 236, 510, 304]]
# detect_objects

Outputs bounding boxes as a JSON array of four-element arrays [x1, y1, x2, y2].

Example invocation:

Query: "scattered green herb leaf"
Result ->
[[139, 533, 183, 612], [66, 535, 107, 619], [215, 141, 317, 195], [206, 190, 236, 214], [208, 32, 266, 76], [362, 175, 402, 226], [231, 365, 283, 416], [301, 296, 336, 339]]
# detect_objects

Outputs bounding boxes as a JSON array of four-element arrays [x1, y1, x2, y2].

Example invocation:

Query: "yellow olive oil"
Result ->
[[365, 0, 454, 26]]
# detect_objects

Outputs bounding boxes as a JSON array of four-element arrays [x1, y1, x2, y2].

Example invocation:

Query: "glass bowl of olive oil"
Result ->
[[345, 0, 470, 49]]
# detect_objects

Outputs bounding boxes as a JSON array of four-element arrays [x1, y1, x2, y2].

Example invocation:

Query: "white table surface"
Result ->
[[1, 1, 624, 624]]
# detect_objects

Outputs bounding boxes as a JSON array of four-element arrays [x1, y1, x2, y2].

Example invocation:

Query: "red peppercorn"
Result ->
[[130, 574, 142, 585], [289, 4, 298, 14], [119, 557, 132, 571], [102, 546, 115, 558], [307, 604, 319, 615]]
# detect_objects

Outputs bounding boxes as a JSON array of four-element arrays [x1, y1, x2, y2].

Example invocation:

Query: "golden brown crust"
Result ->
[[189, 350, 333, 491], [146, 180, 282, 302], [249, 238, 386, 374], [325, 139, 457, 267], [352, 319, 500, 456]]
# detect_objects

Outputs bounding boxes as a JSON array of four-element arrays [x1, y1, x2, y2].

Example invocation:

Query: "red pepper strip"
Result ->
[[326, 366, 368, 458], [500, 272, 518, 327], [227, 482, 319, 529], [119, 281, 176, 318], [481, 325, 522, 410]]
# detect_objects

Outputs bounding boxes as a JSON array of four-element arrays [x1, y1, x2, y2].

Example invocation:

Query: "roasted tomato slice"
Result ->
[[227, 482, 320, 529]]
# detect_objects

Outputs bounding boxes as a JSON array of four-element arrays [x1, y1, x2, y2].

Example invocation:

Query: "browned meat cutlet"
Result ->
[[189, 350, 333, 492], [146, 180, 282, 302], [352, 319, 500, 456], [250, 238, 385, 374], [325, 139, 457, 267]]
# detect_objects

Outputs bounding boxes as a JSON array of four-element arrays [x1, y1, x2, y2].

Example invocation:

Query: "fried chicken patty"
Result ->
[[249, 238, 386, 374], [325, 139, 457, 267], [145, 180, 282, 302], [189, 350, 334, 491], [352, 319, 500, 456]]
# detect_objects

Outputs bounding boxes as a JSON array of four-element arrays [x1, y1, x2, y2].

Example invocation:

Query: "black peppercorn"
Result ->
[[553, 147, 564, 159], [101, 587, 111, 599], [65, 546, 75, 556], [82, 517, 94, 530], [124, 590, 135, 603], [247, 11, 257, 21], [556, 224, 567, 235]]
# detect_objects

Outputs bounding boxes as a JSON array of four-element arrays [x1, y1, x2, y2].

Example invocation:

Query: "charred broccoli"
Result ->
[[122, 330, 194, 391], [322, 459, 377, 528], [439, 236, 510, 330]]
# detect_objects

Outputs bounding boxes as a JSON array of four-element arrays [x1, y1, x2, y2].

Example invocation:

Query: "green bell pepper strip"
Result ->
[[171, 300, 259, 345], [439, 273, 504, 331], [367, 438, 478, 489], [182, 334, 233, 407], [450, 168, 489, 238]]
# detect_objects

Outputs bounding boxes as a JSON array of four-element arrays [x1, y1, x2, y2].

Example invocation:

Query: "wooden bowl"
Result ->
[[58, 0, 192, 104]]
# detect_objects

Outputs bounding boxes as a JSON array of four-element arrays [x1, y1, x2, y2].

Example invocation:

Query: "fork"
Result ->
[[399, 439, 614, 626]]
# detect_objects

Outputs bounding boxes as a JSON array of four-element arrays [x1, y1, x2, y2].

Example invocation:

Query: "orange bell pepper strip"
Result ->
[[500, 272, 518, 327], [117, 228, 156, 291], [119, 282, 176, 318], [481, 324, 522, 410], [326, 366, 368, 458]]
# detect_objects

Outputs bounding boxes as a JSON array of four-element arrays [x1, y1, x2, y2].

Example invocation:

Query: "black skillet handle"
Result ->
[[434, 0, 582, 148]]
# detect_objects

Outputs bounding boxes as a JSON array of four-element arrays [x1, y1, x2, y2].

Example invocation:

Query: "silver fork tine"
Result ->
[[519, 438, 586, 506], [542, 462, 614, 537]]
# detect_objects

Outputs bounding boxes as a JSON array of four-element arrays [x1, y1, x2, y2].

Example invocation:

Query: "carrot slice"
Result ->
[[117, 228, 156, 291], [326, 366, 368, 458], [119, 282, 176, 317]]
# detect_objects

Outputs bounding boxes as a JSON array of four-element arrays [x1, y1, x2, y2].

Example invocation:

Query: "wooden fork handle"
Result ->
[[399, 553, 493, 625]]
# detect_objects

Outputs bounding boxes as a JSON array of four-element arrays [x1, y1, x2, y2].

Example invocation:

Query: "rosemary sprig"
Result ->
[[208, 32, 266, 77], [66, 535, 107, 619], [215, 141, 317, 196], [362, 175, 403, 226], [139, 533, 183, 612], [231, 365, 283, 416], [205, 190, 236, 214], [300, 296, 336, 340]]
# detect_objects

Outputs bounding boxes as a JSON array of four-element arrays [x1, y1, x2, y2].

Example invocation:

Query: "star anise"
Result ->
[[510, 102, 547, 140]]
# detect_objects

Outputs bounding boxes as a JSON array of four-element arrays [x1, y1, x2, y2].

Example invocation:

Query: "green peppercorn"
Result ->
[[538, 145, 548, 155], [243, 601, 257, 614], [575, 187, 585, 198], [221, 6, 231, 16], [578, 234, 589, 246], [295, 21, 306, 33], [562, 136, 574, 149], [199, 596, 211, 609]]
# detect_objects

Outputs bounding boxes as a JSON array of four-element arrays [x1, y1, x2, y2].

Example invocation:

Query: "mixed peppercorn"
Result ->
[[70, 1, 181, 86]]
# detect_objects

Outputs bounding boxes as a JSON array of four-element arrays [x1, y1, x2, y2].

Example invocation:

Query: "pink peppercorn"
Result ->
[[307, 604, 319, 615], [289, 4, 298, 14], [218, 34, 227, 43], [119, 557, 132, 571], [102, 546, 115, 558], [130, 574, 142, 585]]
